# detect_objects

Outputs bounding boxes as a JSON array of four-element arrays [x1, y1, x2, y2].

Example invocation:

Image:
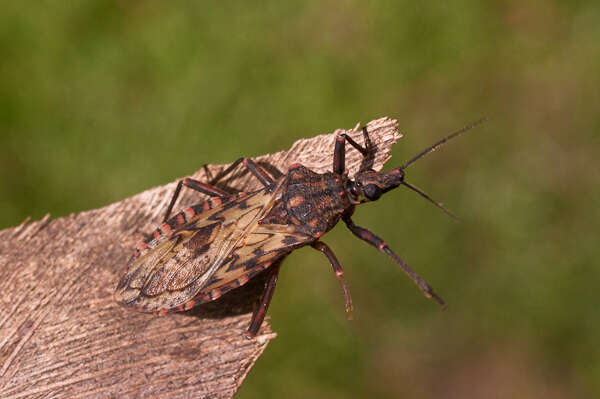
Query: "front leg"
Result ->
[[342, 214, 446, 306], [333, 127, 376, 174]]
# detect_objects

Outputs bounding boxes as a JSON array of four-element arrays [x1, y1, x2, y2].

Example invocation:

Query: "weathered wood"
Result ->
[[0, 117, 400, 398]]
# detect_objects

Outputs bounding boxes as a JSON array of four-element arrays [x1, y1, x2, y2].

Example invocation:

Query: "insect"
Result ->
[[115, 120, 483, 338]]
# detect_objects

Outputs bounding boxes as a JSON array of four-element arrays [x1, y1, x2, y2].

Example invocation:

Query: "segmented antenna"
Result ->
[[401, 181, 458, 220], [398, 118, 485, 220], [400, 118, 486, 170]]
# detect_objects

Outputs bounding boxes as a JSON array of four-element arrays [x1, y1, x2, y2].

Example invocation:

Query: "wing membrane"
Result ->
[[115, 184, 311, 312], [199, 223, 313, 294]]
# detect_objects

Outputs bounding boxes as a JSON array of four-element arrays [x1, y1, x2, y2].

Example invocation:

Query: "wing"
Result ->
[[115, 190, 289, 312], [190, 223, 315, 304]]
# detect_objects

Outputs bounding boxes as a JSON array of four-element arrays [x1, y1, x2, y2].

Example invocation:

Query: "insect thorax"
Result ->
[[273, 164, 349, 237]]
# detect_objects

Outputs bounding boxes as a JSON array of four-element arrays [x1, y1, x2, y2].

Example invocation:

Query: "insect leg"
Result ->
[[163, 178, 230, 222], [311, 241, 353, 318], [210, 157, 275, 189], [342, 215, 446, 307], [334, 127, 375, 174], [245, 263, 281, 339]]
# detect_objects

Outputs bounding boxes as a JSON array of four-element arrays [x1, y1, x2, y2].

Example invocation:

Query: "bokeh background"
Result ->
[[1, 1, 599, 398]]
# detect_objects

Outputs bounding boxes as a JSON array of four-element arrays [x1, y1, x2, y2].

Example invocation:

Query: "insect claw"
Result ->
[[346, 305, 354, 320], [429, 291, 446, 308]]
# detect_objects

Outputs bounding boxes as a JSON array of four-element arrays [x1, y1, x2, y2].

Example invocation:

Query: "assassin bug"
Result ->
[[115, 120, 483, 338]]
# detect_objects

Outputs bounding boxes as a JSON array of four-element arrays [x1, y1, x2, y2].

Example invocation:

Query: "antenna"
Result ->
[[394, 118, 485, 219], [400, 118, 486, 170], [401, 181, 458, 220]]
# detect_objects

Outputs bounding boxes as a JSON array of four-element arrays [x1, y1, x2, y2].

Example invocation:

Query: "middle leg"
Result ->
[[163, 178, 230, 222], [245, 263, 281, 339], [164, 157, 276, 221], [311, 241, 353, 318], [210, 157, 275, 188]]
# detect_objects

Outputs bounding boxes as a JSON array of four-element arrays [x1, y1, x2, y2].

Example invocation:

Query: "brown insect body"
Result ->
[[115, 120, 482, 338], [116, 165, 349, 308]]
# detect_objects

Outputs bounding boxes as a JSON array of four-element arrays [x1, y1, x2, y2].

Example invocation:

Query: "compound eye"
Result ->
[[363, 184, 382, 201]]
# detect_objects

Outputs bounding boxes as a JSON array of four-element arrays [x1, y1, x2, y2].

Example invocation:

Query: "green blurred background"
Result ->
[[1, 1, 599, 397]]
